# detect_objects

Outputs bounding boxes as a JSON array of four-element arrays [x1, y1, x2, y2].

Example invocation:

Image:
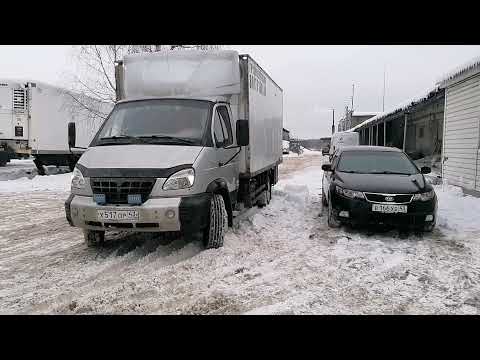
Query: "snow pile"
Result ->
[[437, 55, 480, 86], [0, 173, 71, 193], [435, 184, 480, 235]]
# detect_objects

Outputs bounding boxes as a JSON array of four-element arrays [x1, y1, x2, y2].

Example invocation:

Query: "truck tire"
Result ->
[[83, 230, 105, 248], [258, 177, 271, 207], [203, 194, 228, 249], [0, 160, 6, 167]]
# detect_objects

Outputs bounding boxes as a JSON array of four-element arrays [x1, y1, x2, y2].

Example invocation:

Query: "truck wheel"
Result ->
[[203, 194, 228, 249], [0, 161, 7, 167], [327, 198, 340, 228], [83, 230, 105, 248]]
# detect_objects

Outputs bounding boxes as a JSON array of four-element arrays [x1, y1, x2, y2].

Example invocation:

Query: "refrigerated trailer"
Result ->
[[65, 50, 283, 249], [0, 79, 112, 172]]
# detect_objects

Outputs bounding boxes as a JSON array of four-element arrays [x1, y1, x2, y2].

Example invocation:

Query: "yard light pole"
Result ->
[[331, 108, 335, 135]]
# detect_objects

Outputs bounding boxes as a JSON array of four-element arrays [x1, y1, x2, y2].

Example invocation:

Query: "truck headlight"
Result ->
[[71, 167, 86, 189], [335, 186, 365, 199], [163, 168, 195, 190], [413, 190, 435, 201]]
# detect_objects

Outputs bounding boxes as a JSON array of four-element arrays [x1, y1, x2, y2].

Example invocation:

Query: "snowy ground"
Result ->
[[2, 154, 480, 314], [0, 158, 70, 181]]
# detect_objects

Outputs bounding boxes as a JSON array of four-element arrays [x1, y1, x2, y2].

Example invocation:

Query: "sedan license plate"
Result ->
[[97, 210, 139, 222], [372, 204, 407, 214]]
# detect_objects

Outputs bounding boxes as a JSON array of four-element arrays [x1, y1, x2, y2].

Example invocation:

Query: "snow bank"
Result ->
[[435, 184, 480, 235], [0, 173, 71, 193]]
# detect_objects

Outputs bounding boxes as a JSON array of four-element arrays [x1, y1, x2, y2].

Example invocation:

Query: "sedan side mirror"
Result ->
[[236, 120, 249, 146], [322, 163, 332, 172], [421, 166, 431, 174], [68, 122, 76, 149]]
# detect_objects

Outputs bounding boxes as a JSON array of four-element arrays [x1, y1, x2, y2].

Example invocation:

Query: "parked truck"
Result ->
[[0, 79, 112, 173], [65, 50, 283, 249]]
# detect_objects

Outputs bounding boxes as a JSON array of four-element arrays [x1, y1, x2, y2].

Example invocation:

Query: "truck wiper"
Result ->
[[138, 135, 196, 145], [99, 135, 150, 145], [370, 171, 412, 175]]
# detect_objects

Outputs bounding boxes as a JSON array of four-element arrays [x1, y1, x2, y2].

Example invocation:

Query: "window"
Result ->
[[217, 106, 233, 147], [337, 151, 419, 175], [213, 111, 225, 146], [95, 99, 211, 146], [419, 126, 424, 138]]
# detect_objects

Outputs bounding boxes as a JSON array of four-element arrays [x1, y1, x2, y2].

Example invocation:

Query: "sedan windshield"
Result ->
[[93, 99, 211, 146], [337, 151, 419, 175]]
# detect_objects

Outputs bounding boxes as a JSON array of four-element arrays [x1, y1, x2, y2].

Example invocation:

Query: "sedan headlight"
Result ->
[[71, 167, 86, 189], [413, 190, 435, 201], [163, 168, 195, 190], [335, 186, 365, 199]]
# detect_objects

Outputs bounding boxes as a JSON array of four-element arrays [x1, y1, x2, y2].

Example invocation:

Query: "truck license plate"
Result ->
[[97, 210, 139, 221], [372, 204, 407, 213]]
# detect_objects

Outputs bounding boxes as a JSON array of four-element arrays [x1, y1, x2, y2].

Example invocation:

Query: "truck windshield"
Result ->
[[337, 151, 419, 175], [93, 99, 212, 146]]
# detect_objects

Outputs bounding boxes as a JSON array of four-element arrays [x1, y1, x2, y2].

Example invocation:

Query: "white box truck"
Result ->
[[330, 131, 359, 156], [65, 50, 283, 249], [0, 79, 112, 172]]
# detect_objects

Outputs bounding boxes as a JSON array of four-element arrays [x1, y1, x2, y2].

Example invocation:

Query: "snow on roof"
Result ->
[[352, 111, 383, 117], [348, 85, 442, 132], [437, 55, 480, 86]]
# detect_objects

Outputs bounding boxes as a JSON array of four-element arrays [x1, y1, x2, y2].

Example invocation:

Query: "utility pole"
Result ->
[[351, 83, 355, 111], [382, 66, 386, 112], [331, 108, 335, 135]]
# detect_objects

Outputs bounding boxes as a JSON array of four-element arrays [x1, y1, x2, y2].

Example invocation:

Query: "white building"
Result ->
[[438, 56, 480, 194]]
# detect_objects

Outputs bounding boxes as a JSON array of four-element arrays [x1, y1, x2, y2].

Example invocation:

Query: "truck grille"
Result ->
[[90, 178, 155, 204], [364, 193, 413, 204]]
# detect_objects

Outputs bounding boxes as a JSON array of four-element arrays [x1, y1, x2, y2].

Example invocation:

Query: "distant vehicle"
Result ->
[[283, 140, 290, 154], [330, 131, 359, 156], [322, 146, 437, 232], [65, 50, 283, 250], [0, 79, 112, 173]]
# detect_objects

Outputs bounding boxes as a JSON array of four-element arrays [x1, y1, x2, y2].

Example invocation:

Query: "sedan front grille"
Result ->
[[90, 178, 155, 204], [364, 193, 413, 204]]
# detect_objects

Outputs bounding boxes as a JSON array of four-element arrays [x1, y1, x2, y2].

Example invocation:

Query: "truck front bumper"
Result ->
[[65, 193, 211, 233]]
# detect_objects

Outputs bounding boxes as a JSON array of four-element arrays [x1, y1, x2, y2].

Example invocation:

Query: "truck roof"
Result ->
[[339, 145, 402, 153], [116, 95, 230, 105]]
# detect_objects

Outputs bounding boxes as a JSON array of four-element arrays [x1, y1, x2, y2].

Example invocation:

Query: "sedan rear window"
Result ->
[[337, 151, 419, 175]]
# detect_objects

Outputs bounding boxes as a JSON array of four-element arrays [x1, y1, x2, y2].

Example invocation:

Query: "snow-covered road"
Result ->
[[2, 154, 480, 314]]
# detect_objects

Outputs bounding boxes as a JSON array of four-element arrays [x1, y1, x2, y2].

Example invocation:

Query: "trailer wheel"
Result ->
[[0, 161, 7, 167], [203, 194, 228, 249], [83, 230, 105, 248]]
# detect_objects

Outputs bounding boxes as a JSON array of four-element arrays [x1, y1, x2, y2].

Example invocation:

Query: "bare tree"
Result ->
[[66, 44, 223, 121]]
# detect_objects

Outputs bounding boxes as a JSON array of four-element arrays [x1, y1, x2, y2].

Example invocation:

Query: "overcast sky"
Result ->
[[1, 45, 480, 138]]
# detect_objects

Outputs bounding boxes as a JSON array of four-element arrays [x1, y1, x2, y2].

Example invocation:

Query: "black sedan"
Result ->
[[322, 146, 437, 231]]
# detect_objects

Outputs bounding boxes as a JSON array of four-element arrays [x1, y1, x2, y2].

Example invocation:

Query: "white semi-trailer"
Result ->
[[0, 79, 112, 172], [65, 50, 283, 249]]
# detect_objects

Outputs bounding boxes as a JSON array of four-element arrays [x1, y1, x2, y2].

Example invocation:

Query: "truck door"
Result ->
[[212, 104, 240, 192]]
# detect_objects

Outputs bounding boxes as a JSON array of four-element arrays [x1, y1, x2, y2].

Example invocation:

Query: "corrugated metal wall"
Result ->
[[443, 74, 480, 190]]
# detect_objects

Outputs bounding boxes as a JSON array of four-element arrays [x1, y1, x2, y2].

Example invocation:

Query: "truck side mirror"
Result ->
[[421, 166, 431, 174], [322, 163, 332, 172], [68, 122, 76, 149], [236, 120, 249, 146]]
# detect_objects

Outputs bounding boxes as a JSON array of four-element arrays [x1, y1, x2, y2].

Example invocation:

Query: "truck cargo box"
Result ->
[[119, 50, 283, 179]]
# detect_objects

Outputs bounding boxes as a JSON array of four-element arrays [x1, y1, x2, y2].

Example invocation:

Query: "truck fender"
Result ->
[[206, 179, 233, 227]]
